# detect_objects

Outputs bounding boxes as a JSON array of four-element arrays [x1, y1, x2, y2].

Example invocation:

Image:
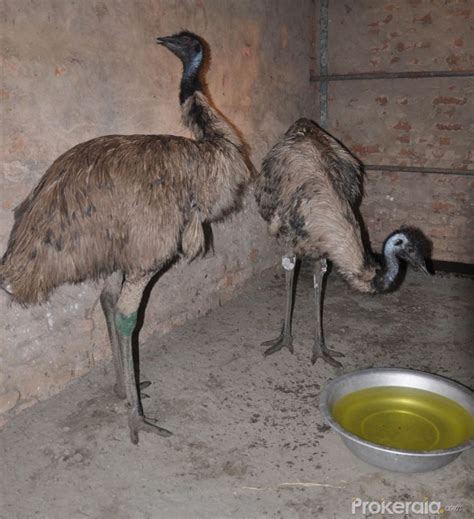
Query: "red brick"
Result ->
[[451, 9, 471, 19], [352, 144, 380, 155], [433, 96, 467, 105], [413, 13, 433, 25], [446, 54, 461, 66], [396, 42, 405, 52], [396, 135, 410, 143], [436, 123, 463, 131], [393, 121, 411, 131], [432, 201, 455, 213]]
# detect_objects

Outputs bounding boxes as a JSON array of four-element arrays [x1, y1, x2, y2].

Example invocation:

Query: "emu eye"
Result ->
[[394, 239, 403, 246]]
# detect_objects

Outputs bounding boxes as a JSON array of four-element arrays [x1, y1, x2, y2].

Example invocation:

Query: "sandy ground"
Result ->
[[1, 266, 473, 519]]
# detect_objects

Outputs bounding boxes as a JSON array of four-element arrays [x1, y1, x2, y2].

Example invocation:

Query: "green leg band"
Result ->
[[115, 311, 138, 337]]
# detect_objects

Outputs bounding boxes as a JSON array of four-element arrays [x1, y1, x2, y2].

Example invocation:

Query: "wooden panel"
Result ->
[[328, 0, 474, 73], [360, 170, 474, 263]]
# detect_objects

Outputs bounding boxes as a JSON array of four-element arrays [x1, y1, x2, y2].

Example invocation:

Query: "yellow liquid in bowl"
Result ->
[[332, 386, 474, 451]]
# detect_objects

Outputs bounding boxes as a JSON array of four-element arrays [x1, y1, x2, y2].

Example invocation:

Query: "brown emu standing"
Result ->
[[0, 32, 252, 443], [255, 119, 428, 367]]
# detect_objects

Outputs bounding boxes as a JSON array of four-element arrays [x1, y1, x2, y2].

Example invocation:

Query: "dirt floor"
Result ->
[[1, 265, 473, 519]]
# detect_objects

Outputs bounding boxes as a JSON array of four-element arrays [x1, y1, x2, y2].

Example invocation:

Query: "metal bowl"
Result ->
[[320, 368, 474, 473]]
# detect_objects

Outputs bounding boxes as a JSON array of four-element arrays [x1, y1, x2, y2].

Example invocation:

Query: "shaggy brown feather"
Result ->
[[255, 118, 376, 292], [1, 92, 251, 305]]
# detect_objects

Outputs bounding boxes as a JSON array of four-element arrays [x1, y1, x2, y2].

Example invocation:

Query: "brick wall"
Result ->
[[317, 0, 473, 263]]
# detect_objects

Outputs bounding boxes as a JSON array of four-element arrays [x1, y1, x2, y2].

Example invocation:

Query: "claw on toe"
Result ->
[[311, 339, 345, 367], [311, 351, 343, 368], [262, 333, 294, 356], [327, 349, 345, 358], [128, 411, 172, 445]]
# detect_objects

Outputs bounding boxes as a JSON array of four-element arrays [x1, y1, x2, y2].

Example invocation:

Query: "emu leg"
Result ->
[[311, 258, 344, 367], [100, 272, 126, 398], [115, 272, 172, 444], [100, 272, 152, 400], [262, 255, 296, 356]]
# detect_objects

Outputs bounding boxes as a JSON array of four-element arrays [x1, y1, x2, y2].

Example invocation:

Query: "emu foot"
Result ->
[[262, 329, 294, 357], [311, 345, 344, 368], [128, 409, 172, 445], [114, 380, 152, 400]]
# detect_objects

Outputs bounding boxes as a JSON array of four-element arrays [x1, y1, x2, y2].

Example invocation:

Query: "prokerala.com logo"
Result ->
[[351, 497, 463, 515]]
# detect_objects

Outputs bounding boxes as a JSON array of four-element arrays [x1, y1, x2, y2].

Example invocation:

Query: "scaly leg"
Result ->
[[262, 255, 296, 356], [311, 258, 344, 367], [100, 272, 152, 400], [115, 272, 172, 444], [100, 272, 126, 398]]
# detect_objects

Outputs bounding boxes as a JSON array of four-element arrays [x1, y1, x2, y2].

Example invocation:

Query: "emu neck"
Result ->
[[373, 241, 400, 293], [179, 55, 203, 104]]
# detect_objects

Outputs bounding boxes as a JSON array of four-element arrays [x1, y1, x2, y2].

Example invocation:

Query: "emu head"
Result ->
[[384, 227, 429, 274], [156, 31, 203, 73]]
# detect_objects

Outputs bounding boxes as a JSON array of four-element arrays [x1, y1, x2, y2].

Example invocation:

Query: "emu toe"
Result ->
[[311, 344, 344, 368], [262, 331, 294, 356], [128, 409, 172, 445]]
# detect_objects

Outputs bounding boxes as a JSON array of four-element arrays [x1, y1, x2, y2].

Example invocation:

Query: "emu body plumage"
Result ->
[[2, 94, 248, 305], [256, 118, 375, 293]]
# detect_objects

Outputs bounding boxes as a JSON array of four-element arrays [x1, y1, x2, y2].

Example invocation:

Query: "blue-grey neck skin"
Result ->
[[179, 49, 203, 104], [373, 232, 404, 292], [184, 51, 202, 80]]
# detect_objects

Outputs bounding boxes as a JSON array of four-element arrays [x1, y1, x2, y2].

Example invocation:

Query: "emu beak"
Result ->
[[156, 36, 171, 45], [416, 262, 430, 275], [156, 35, 187, 61], [156, 36, 181, 54], [406, 252, 430, 275]]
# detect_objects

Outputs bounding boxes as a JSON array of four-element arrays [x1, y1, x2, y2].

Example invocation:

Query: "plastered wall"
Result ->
[[0, 0, 319, 418]]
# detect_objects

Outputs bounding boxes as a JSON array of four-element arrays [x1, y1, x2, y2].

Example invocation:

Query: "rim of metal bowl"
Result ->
[[319, 368, 474, 458]]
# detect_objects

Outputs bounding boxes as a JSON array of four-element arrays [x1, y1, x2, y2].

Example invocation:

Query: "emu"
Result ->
[[255, 118, 428, 367], [0, 32, 252, 443]]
